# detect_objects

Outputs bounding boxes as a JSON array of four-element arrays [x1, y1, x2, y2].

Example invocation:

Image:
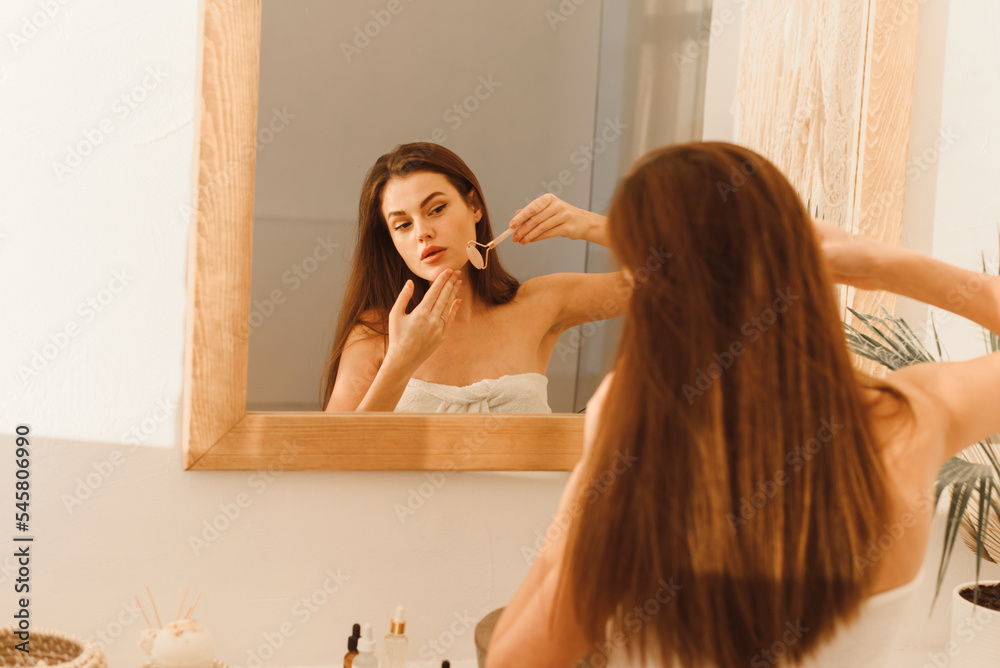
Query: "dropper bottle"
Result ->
[[352, 623, 378, 668], [343, 623, 360, 667], [380, 606, 408, 668]]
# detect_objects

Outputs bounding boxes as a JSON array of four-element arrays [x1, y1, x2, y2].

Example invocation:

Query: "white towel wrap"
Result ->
[[394, 372, 552, 413]]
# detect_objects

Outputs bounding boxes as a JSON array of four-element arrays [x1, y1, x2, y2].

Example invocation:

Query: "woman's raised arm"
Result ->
[[508, 195, 634, 335], [816, 220, 1000, 333], [816, 220, 1000, 461]]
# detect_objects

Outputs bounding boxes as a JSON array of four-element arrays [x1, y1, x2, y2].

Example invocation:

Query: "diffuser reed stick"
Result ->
[[146, 587, 163, 628], [184, 592, 202, 620], [176, 587, 189, 621], [135, 595, 154, 630]]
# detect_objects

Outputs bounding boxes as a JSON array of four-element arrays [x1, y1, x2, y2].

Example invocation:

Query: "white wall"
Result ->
[[3, 1, 999, 667], [929, 0, 1000, 359]]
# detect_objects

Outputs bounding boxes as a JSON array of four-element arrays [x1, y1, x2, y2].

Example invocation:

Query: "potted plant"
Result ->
[[948, 578, 1000, 666]]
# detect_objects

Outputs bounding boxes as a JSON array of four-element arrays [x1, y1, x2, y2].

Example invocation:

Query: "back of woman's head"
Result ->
[[561, 142, 898, 667], [320, 142, 518, 408]]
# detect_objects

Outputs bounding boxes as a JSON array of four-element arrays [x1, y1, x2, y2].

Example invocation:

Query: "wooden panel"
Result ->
[[734, 0, 870, 231], [734, 1, 921, 376], [847, 0, 922, 375]]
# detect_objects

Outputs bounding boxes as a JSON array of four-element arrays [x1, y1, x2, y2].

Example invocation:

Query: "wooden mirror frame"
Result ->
[[182, 0, 583, 471], [182, 0, 919, 471]]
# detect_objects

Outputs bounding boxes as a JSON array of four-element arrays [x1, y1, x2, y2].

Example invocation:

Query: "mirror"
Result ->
[[245, 0, 606, 414], [183, 0, 713, 469], [243, 0, 714, 415]]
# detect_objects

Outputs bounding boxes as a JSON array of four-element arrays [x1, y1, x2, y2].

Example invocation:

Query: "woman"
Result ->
[[321, 142, 627, 413], [486, 142, 1000, 667]]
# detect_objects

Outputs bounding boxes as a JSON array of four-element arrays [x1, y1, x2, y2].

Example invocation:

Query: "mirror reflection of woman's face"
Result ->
[[382, 171, 481, 282]]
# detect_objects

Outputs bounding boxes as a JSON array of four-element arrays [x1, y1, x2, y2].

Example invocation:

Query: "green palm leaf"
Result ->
[[932, 457, 1000, 608]]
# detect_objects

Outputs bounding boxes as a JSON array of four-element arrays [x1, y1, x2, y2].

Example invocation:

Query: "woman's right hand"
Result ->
[[384, 269, 462, 372]]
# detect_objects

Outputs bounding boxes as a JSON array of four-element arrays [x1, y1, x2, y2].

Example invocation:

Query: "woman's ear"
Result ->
[[467, 191, 483, 222]]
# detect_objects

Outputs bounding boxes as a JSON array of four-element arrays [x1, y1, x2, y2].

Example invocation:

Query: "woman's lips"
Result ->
[[421, 248, 446, 263]]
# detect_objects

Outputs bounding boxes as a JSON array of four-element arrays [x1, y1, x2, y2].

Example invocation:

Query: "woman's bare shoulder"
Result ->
[[879, 354, 1000, 464], [861, 380, 944, 487], [504, 275, 561, 320], [340, 309, 387, 369], [513, 274, 554, 301], [350, 309, 387, 339], [516, 271, 628, 335], [325, 311, 387, 412]]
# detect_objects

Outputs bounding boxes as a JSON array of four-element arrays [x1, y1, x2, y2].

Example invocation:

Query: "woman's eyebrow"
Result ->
[[386, 191, 446, 220]]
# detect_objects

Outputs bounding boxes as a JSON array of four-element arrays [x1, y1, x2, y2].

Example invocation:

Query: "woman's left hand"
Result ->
[[508, 193, 596, 244]]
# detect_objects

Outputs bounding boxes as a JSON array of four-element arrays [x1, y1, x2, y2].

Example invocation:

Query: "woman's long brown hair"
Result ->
[[320, 142, 519, 409], [560, 142, 908, 667]]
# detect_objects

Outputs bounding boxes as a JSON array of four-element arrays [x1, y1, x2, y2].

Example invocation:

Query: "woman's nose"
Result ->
[[415, 218, 434, 240]]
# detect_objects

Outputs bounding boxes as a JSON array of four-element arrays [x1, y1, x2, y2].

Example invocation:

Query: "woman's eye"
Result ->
[[394, 222, 411, 231], [432, 204, 446, 215]]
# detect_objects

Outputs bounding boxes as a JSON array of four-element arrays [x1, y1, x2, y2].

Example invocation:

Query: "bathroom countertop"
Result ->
[[425, 651, 932, 667], [289, 648, 937, 667]]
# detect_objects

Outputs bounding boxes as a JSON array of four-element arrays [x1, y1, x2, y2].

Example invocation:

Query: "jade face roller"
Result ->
[[466, 227, 515, 270]]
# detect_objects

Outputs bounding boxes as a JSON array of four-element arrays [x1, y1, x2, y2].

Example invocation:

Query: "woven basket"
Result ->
[[0, 626, 107, 668]]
